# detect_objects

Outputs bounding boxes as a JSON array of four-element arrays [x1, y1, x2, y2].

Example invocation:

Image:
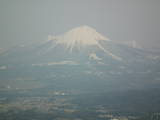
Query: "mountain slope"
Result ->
[[0, 26, 160, 92]]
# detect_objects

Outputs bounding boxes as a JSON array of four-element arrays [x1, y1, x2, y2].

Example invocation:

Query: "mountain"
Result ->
[[48, 25, 110, 50], [0, 25, 160, 93]]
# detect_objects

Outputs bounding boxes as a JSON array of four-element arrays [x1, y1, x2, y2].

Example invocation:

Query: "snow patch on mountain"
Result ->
[[97, 44, 122, 61], [89, 53, 102, 61], [0, 66, 7, 70]]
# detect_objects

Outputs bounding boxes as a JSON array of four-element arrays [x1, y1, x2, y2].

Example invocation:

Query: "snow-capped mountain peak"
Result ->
[[48, 25, 110, 51], [47, 25, 122, 61]]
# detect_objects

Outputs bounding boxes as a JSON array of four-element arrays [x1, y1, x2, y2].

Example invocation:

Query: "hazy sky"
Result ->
[[0, 0, 160, 49]]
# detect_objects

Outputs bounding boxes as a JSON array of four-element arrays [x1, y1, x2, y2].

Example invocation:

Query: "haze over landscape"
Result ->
[[0, 0, 160, 120]]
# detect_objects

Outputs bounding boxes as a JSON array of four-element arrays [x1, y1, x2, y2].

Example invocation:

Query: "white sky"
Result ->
[[0, 0, 160, 49]]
